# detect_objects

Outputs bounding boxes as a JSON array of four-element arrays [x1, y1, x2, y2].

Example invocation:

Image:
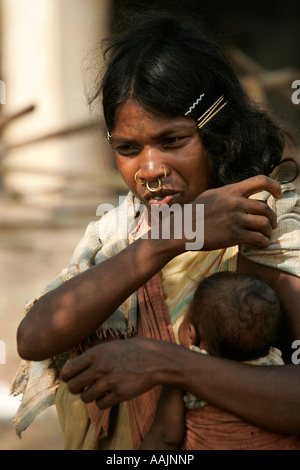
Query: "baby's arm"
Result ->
[[139, 385, 185, 450]]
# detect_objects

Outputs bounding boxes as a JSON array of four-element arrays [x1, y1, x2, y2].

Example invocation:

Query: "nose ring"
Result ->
[[146, 178, 162, 192], [134, 170, 146, 185], [160, 166, 167, 182], [134, 166, 166, 192]]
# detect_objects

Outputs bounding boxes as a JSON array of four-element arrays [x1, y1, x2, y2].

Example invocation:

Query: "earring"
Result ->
[[106, 129, 112, 144]]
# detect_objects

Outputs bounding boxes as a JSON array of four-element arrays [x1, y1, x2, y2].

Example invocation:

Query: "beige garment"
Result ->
[[55, 382, 132, 450], [55, 382, 100, 450]]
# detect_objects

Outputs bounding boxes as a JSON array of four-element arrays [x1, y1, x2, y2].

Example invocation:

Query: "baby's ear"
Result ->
[[188, 323, 199, 346]]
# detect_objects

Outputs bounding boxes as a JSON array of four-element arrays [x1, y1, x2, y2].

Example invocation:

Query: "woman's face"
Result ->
[[110, 100, 215, 209]]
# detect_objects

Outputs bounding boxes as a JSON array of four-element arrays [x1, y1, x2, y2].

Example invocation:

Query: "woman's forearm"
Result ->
[[61, 336, 300, 435], [161, 345, 300, 435], [17, 237, 182, 361]]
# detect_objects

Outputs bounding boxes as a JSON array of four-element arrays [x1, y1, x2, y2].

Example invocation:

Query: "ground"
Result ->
[[0, 194, 99, 450]]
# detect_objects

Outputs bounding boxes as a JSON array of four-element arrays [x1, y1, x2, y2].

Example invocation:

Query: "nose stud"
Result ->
[[134, 167, 166, 193]]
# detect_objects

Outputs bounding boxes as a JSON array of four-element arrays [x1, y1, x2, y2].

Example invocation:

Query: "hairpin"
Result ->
[[185, 93, 205, 116], [197, 95, 228, 129]]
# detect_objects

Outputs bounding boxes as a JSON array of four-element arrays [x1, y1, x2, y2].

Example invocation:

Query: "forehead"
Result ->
[[112, 100, 195, 139]]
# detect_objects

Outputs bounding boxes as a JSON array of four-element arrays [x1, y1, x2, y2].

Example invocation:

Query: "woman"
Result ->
[[13, 13, 300, 449]]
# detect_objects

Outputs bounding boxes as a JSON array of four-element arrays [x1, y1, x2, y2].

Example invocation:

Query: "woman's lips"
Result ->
[[148, 192, 181, 206]]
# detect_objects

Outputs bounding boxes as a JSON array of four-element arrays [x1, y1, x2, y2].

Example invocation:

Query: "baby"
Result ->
[[139, 271, 285, 450]]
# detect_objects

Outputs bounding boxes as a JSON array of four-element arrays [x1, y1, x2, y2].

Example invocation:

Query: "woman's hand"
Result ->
[[200, 175, 282, 251], [61, 332, 300, 435], [60, 338, 173, 409], [153, 175, 283, 253]]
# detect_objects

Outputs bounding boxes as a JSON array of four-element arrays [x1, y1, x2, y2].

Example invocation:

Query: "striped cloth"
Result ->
[[241, 182, 300, 275], [126, 274, 176, 449], [182, 405, 300, 450]]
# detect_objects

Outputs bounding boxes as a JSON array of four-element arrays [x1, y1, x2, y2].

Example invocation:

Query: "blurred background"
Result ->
[[0, 0, 299, 450]]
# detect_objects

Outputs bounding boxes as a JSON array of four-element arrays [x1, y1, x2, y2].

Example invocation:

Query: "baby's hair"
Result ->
[[188, 271, 282, 361]]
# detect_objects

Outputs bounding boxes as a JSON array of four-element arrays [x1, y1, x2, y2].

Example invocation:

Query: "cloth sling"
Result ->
[[182, 405, 300, 450], [83, 273, 176, 449], [126, 274, 176, 449], [127, 276, 300, 450]]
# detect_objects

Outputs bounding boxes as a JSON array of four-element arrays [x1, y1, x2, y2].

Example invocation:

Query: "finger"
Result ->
[[80, 378, 111, 404], [64, 367, 97, 395], [229, 175, 282, 200], [241, 214, 273, 239], [241, 199, 277, 229], [60, 355, 91, 382], [96, 391, 118, 409], [237, 228, 271, 249]]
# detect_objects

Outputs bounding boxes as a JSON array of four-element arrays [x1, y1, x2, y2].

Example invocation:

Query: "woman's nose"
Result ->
[[138, 146, 166, 181]]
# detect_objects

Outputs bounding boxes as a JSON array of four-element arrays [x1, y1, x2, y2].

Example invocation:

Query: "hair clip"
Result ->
[[197, 95, 228, 129], [185, 93, 205, 116]]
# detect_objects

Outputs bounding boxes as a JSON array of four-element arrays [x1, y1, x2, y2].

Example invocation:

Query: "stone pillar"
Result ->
[[0, 0, 115, 210]]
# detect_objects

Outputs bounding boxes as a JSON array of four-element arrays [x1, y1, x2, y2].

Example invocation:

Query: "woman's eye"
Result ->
[[163, 137, 184, 146], [115, 145, 138, 156]]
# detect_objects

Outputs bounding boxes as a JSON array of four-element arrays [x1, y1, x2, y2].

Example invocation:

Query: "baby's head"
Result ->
[[179, 272, 282, 361]]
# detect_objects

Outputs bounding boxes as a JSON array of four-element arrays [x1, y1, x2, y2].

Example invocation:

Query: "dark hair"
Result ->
[[189, 271, 282, 361], [89, 11, 298, 186]]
